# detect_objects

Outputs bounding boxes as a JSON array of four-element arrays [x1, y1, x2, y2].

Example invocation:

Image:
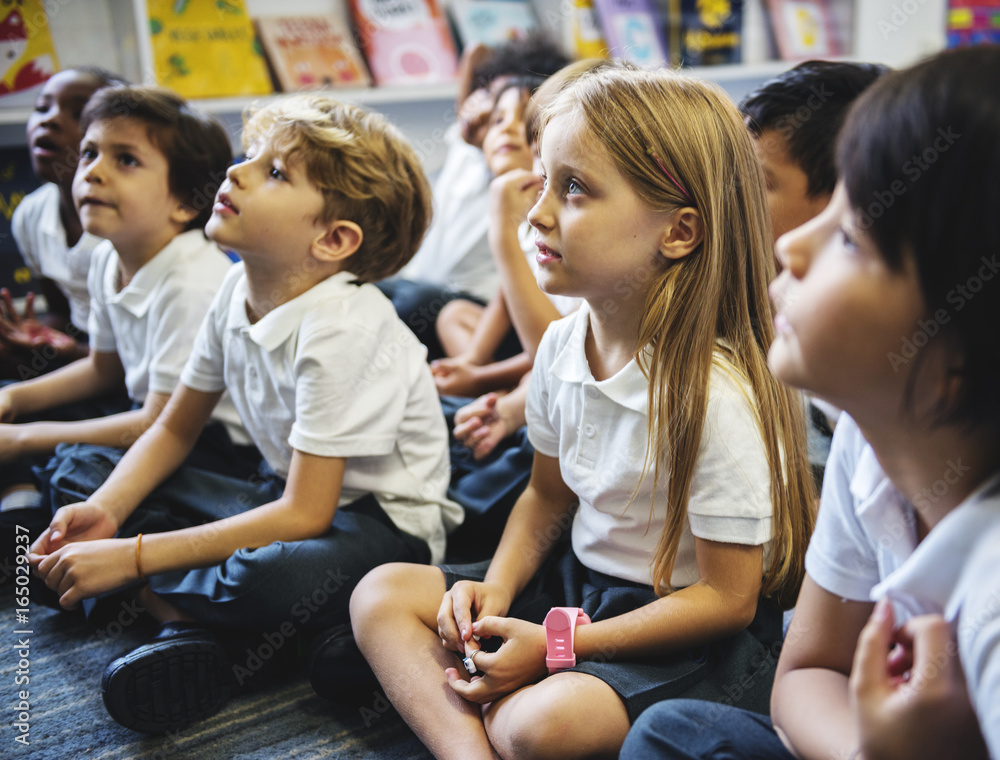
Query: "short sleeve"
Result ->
[[146, 264, 229, 395], [686, 369, 773, 546], [956, 525, 1000, 759], [525, 322, 560, 458], [288, 302, 413, 458], [804, 417, 881, 601], [86, 244, 118, 354], [180, 266, 240, 394]]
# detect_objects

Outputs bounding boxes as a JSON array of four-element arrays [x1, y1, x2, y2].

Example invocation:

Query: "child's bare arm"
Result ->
[[31, 448, 345, 609], [0, 349, 124, 419], [62, 384, 222, 532], [770, 575, 873, 760], [2, 389, 170, 459]]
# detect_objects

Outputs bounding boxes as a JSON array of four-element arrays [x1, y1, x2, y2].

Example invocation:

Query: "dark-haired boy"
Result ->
[[740, 60, 889, 483], [740, 60, 889, 243]]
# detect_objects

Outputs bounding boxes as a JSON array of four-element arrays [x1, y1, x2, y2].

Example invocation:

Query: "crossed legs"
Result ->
[[350, 563, 631, 760]]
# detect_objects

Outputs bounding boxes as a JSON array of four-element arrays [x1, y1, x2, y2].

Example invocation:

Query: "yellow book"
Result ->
[[571, 0, 609, 59], [147, 0, 272, 99]]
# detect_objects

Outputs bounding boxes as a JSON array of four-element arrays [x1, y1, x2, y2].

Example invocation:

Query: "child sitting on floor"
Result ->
[[29, 93, 463, 735], [350, 62, 816, 760], [1, 85, 238, 549], [2, 67, 127, 375], [621, 44, 1000, 760]]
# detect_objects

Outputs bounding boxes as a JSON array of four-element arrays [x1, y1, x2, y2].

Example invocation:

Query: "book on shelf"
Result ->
[[255, 15, 372, 91], [146, 0, 273, 99], [349, 0, 459, 86], [0, 2, 58, 97], [0, 147, 42, 298], [765, 0, 840, 60], [591, 0, 669, 66], [947, 1, 1000, 47], [570, 0, 609, 58], [667, 0, 744, 67], [448, 0, 538, 50]]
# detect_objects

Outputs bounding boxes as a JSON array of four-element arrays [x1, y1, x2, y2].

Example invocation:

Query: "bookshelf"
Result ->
[[0, 0, 948, 172]]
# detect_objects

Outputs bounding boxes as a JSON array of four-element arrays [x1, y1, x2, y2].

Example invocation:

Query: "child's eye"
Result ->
[[118, 153, 139, 167], [567, 179, 584, 196], [79, 146, 96, 162], [269, 165, 287, 181]]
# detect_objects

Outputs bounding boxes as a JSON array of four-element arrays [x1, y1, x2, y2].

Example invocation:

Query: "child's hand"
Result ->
[[0, 289, 78, 356], [490, 169, 543, 233], [444, 616, 548, 704], [437, 579, 512, 654], [850, 599, 989, 760], [430, 357, 484, 398], [29, 502, 119, 555], [0, 424, 25, 462], [454, 393, 511, 460], [29, 537, 137, 609]]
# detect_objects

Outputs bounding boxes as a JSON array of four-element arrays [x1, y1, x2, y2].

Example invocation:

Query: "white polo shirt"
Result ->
[[399, 125, 496, 301], [12, 183, 104, 332], [87, 230, 245, 441], [526, 304, 774, 589], [805, 415, 1000, 756], [180, 264, 464, 563]]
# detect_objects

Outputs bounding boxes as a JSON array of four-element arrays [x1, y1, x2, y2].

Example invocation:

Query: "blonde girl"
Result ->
[[350, 62, 815, 760]]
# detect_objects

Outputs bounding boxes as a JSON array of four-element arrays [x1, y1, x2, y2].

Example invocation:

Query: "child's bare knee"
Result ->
[[350, 563, 414, 626]]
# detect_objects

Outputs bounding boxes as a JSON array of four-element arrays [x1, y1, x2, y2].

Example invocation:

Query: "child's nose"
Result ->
[[226, 160, 245, 187], [527, 188, 552, 231]]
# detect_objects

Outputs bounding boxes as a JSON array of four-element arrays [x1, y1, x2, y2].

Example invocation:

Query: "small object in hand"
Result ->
[[462, 649, 482, 675]]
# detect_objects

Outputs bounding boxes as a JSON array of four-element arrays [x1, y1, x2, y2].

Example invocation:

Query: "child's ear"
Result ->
[[659, 208, 703, 261], [170, 202, 199, 228], [312, 220, 363, 263]]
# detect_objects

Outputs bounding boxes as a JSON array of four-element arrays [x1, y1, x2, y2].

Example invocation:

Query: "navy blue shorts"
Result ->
[[441, 543, 783, 722]]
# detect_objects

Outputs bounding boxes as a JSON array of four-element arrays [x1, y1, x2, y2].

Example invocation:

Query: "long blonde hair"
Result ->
[[542, 63, 815, 606]]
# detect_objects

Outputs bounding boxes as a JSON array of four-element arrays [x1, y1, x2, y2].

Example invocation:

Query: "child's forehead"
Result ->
[[84, 117, 163, 152]]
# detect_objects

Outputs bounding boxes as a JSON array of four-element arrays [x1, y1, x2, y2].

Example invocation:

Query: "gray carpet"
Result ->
[[0, 585, 433, 759]]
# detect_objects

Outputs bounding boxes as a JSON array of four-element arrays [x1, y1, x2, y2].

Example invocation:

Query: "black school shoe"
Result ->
[[306, 624, 379, 705], [101, 622, 236, 733]]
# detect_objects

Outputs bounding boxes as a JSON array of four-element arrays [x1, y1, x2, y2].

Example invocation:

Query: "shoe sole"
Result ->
[[101, 637, 233, 733]]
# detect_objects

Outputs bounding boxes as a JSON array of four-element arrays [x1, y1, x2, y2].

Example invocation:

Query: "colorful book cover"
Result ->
[[448, 0, 538, 50], [0, 2, 58, 96], [947, 1, 1000, 47], [765, 0, 840, 60], [571, 0, 609, 58], [349, 0, 459, 86], [592, 0, 669, 66], [0, 148, 42, 298], [256, 15, 372, 91], [146, 0, 273, 99], [667, 0, 743, 67]]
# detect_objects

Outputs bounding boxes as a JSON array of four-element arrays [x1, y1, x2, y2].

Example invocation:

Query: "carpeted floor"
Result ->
[[0, 583, 433, 759]]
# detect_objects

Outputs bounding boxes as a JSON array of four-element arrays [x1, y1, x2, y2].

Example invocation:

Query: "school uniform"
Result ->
[[12, 183, 102, 334], [619, 415, 1000, 758], [442, 304, 784, 721], [115, 264, 464, 633]]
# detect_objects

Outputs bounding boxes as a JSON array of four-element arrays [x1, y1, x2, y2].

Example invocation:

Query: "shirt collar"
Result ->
[[105, 230, 207, 317], [549, 304, 649, 414], [872, 473, 1000, 620], [233, 269, 362, 351]]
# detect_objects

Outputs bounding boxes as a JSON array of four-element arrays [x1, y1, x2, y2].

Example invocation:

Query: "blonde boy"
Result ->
[[29, 95, 462, 734]]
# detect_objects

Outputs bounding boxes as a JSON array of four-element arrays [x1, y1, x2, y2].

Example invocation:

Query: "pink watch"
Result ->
[[543, 607, 591, 674]]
